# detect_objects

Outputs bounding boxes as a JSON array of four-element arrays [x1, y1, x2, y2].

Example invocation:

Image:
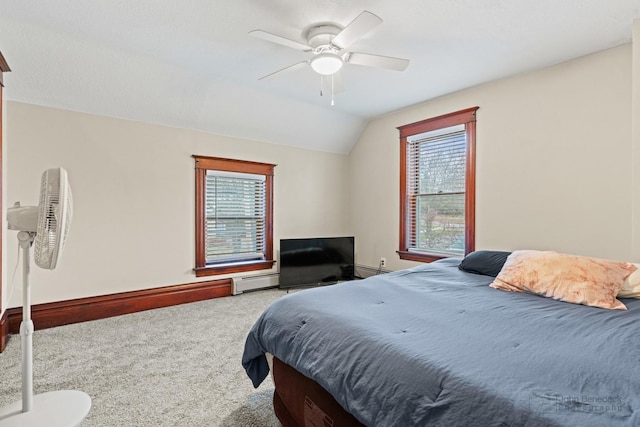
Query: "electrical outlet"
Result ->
[[380, 257, 386, 268]]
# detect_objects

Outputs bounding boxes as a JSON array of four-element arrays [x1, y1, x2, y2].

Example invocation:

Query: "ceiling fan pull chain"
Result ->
[[320, 74, 324, 97], [331, 74, 335, 106]]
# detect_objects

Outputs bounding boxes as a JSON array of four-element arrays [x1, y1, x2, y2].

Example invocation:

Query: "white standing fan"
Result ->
[[0, 168, 91, 426]]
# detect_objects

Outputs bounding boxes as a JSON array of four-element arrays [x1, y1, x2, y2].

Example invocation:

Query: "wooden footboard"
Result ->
[[272, 357, 365, 427]]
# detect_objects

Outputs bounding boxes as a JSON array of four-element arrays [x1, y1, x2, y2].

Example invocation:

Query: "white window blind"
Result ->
[[407, 124, 466, 256], [205, 170, 266, 264]]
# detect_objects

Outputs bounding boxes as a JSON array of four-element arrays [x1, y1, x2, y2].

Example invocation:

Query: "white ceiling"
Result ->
[[1, 0, 639, 153]]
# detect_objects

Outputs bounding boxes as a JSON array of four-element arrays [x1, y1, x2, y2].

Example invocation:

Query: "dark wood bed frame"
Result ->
[[273, 357, 364, 427]]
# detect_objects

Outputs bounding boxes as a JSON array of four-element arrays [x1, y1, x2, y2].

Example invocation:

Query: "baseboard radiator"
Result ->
[[232, 273, 279, 295]]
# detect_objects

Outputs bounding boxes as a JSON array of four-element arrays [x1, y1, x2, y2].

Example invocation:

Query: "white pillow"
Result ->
[[619, 263, 640, 298]]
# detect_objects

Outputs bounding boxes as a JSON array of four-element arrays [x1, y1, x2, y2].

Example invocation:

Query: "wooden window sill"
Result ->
[[194, 260, 276, 277], [396, 250, 455, 263]]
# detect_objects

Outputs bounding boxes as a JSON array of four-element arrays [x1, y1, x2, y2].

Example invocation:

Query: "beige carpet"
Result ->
[[0, 288, 288, 426]]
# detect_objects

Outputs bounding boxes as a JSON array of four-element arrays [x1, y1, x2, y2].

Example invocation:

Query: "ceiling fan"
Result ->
[[249, 10, 409, 97]]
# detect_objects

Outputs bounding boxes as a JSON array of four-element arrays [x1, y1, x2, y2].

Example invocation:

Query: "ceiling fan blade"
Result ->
[[331, 11, 382, 49], [258, 61, 309, 80], [249, 30, 312, 51], [345, 52, 410, 71]]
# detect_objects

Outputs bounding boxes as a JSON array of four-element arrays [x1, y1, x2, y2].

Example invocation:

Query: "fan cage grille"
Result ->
[[34, 168, 73, 270]]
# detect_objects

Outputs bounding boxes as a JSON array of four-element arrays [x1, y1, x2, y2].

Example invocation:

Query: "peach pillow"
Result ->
[[619, 263, 640, 298], [490, 250, 636, 310]]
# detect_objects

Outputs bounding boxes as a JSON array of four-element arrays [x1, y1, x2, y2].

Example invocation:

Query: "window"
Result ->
[[193, 156, 276, 277], [397, 107, 478, 262]]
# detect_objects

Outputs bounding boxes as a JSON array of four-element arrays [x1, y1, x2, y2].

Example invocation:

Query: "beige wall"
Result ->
[[632, 20, 640, 260], [3, 102, 350, 307], [349, 44, 634, 272], [2, 40, 638, 310]]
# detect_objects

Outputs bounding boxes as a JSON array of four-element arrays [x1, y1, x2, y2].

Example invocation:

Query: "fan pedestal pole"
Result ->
[[0, 232, 91, 427]]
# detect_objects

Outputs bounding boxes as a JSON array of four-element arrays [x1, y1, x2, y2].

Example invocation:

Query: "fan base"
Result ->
[[0, 390, 91, 427]]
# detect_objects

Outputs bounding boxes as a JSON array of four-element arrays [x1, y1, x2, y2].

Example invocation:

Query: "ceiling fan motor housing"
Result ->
[[305, 25, 342, 51]]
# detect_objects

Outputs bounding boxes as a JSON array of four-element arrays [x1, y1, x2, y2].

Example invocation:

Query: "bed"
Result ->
[[242, 254, 640, 426]]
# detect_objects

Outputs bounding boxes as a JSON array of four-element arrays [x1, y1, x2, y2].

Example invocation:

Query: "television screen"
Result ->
[[279, 237, 355, 288]]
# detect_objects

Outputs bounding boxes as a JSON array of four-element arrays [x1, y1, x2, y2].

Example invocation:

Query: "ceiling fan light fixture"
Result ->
[[310, 52, 343, 75]]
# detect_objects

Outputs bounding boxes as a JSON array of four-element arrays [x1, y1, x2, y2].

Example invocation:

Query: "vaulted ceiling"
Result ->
[[1, 0, 639, 153]]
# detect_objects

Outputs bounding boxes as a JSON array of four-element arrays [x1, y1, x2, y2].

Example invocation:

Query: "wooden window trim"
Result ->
[[0, 50, 10, 85], [397, 107, 478, 263], [193, 155, 276, 277], [0, 52, 10, 352]]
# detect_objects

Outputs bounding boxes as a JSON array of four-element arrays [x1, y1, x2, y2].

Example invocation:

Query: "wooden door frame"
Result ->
[[0, 51, 11, 352]]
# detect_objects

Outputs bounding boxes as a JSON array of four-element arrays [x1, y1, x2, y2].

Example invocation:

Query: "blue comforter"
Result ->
[[242, 258, 640, 426]]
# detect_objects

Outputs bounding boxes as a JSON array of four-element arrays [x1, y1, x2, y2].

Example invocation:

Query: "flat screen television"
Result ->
[[279, 237, 355, 288]]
